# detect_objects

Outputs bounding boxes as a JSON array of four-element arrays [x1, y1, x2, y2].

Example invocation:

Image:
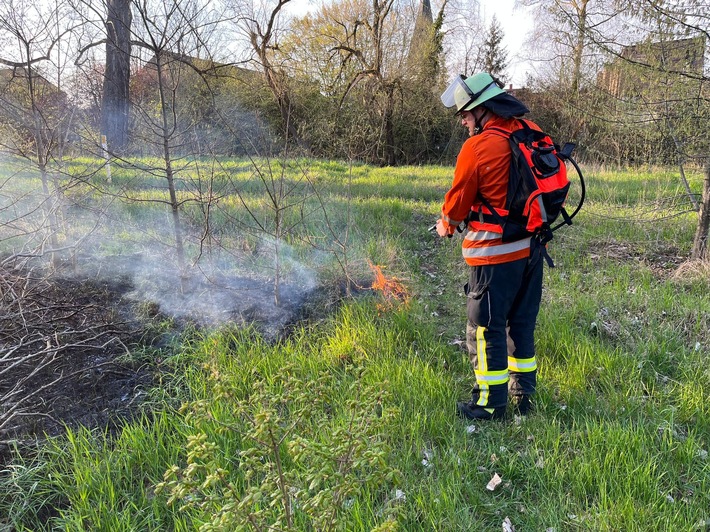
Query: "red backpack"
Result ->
[[475, 119, 585, 263]]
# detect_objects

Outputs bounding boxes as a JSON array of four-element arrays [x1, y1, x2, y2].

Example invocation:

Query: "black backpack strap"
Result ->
[[478, 195, 506, 227], [559, 206, 572, 226], [485, 126, 511, 139], [517, 118, 532, 131], [550, 153, 586, 232], [531, 232, 555, 268], [460, 194, 507, 231]]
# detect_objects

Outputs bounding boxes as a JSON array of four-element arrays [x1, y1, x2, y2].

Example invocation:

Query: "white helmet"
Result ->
[[441, 72, 506, 114]]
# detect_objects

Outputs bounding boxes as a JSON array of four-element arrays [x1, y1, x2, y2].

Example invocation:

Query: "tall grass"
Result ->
[[1, 160, 708, 530]]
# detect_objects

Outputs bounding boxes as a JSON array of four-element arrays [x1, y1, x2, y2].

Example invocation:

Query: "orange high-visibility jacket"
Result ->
[[440, 116, 542, 266]]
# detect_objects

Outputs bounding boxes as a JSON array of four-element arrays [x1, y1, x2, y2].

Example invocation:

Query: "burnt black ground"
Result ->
[[0, 263, 319, 462]]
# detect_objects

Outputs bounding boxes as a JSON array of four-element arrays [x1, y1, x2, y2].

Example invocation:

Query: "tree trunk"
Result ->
[[26, 59, 60, 267], [155, 55, 186, 274], [384, 87, 395, 166], [261, 54, 306, 151], [571, 0, 588, 94], [102, 0, 132, 153], [273, 208, 282, 306], [691, 161, 710, 260]]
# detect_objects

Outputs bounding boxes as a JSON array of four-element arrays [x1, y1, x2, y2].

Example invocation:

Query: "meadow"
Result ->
[[1, 158, 709, 531]]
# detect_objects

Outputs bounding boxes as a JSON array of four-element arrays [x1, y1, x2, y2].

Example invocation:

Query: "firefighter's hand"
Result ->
[[435, 219, 449, 238]]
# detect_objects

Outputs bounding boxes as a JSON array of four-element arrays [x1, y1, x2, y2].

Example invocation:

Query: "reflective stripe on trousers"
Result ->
[[465, 250, 543, 408]]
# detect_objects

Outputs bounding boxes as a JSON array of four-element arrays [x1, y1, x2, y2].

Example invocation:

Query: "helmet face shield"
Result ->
[[440, 75, 474, 113], [441, 73, 506, 114]]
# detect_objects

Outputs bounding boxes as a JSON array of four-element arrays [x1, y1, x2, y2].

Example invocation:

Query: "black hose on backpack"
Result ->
[[551, 155, 586, 233]]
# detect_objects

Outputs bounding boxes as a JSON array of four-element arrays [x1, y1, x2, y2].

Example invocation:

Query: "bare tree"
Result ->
[[576, 0, 710, 258], [0, 0, 79, 267], [692, 164, 710, 260], [116, 0, 223, 274], [301, 0, 412, 165], [516, 0, 617, 92], [73, 0, 133, 153], [624, 0, 710, 260], [440, 0, 486, 76], [224, 0, 307, 149]]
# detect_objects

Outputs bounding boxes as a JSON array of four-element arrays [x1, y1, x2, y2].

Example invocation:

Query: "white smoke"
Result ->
[[0, 165, 321, 336]]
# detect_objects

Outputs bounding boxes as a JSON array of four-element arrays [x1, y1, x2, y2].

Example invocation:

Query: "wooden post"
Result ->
[[101, 134, 112, 184], [691, 161, 710, 260]]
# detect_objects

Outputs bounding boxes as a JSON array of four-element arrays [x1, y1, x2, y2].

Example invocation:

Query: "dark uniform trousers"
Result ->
[[465, 248, 543, 408]]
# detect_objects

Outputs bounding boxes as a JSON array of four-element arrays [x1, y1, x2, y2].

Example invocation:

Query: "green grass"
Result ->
[[1, 158, 709, 530]]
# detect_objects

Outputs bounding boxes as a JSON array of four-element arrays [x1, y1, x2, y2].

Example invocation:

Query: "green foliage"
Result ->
[[156, 362, 401, 531], [2, 163, 710, 531]]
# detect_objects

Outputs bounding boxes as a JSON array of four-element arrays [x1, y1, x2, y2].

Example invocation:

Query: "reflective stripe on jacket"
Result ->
[[440, 116, 541, 266]]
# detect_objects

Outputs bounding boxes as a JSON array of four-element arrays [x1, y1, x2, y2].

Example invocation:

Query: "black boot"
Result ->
[[511, 395, 533, 416], [456, 401, 506, 421]]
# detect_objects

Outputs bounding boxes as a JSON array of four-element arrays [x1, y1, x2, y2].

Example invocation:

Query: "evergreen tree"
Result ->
[[483, 15, 508, 83]]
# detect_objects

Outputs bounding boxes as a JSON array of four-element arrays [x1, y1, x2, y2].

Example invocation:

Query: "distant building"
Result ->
[[0, 67, 68, 111], [0, 67, 74, 153], [598, 36, 706, 97]]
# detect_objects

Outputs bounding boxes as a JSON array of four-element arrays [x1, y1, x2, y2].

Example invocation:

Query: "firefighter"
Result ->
[[435, 72, 543, 420]]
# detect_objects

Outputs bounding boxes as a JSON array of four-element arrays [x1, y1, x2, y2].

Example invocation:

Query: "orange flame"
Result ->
[[369, 261, 409, 308]]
